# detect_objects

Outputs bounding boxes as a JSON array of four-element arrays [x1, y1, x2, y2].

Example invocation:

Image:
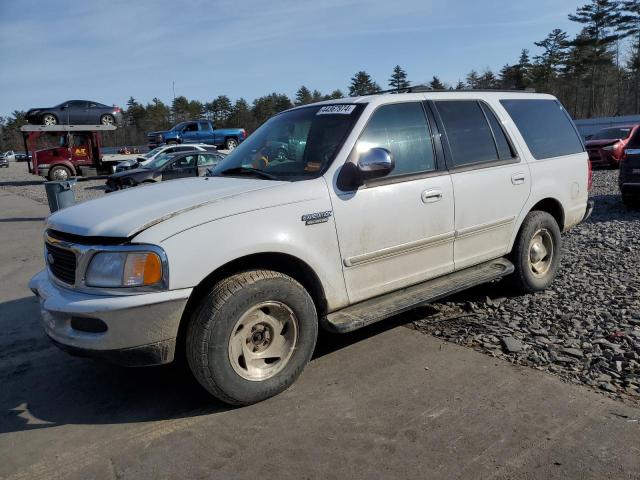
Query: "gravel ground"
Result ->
[[412, 169, 640, 403], [2, 161, 639, 402]]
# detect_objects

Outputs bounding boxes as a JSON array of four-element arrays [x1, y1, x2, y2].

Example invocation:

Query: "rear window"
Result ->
[[500, 99, 584, 160]]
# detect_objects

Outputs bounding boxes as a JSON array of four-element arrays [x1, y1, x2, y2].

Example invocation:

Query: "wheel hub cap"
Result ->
[[228, 301, 298, 381], [528, 228, 553, 277]]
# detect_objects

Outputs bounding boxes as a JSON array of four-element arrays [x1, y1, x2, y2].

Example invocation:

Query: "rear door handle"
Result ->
[[422, 189, 443, 203], [511, 173, 526, 185]]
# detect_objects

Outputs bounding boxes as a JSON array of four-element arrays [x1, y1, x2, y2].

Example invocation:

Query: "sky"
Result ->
[[0, 0, 586, 116]]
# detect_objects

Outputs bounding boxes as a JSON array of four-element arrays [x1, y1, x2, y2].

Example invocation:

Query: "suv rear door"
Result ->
[[331, 101, 455, 303], [432, 99, 530, 270]]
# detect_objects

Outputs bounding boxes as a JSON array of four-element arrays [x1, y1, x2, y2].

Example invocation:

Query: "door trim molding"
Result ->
[[455, 216, 515, 239], [343, 231, 455, 267]]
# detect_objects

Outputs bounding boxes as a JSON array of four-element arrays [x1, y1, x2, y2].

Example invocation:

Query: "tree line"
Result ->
[[1, 0, 639, 151]]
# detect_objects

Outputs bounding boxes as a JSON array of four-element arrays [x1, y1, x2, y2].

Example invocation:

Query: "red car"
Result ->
[[585, 125, 639, 168]]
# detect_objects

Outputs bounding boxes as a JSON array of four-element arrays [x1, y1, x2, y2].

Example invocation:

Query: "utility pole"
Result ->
[[172, 81, 176, 123]]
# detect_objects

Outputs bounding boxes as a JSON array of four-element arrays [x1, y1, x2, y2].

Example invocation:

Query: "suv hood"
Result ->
[[47, 177, 282, 238]]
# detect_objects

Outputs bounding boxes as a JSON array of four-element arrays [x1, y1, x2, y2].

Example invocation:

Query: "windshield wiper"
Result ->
[[216, 167, 277, 180]]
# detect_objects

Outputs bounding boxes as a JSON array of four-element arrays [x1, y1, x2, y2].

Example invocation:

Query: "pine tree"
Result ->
[[325, 89, 344, 100], [429, 76, 445, 90], [534, 29, 570, 91], [295, 86, 313, 105], [311, 89, 324, 103], [465, 70, 480, 89], [478, 69, 498, 89], [617, 0, 640, 112], [388, 65, 410, 92], [454, 80, 466, 90], [350, 71, 381, 96], [569, 0, 621, 116]]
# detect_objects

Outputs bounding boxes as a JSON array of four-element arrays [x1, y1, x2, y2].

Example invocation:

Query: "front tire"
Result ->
[[49, 165, 71, 181], [186, 270, 318, 405], [42, 114, 57, 126], [509, 211, 561, 294]]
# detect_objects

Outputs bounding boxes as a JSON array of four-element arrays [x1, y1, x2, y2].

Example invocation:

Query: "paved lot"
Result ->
[[1, 190, 639, 478]]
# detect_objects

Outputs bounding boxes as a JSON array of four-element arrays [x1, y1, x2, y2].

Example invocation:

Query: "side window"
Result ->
[[355, 102, 435, 177], [197, 154, 219, 166], [184, 123, 198, 133], [479, 103, 515, 160], [435, 100, 500, 167], [198, 122, 212, 132], [170, 155, 196, 169], [500, 99, 584, 159]]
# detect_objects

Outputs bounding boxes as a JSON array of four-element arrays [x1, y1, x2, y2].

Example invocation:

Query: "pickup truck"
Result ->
[[30, 92, 592, 406], [147, 120, 246, 151]]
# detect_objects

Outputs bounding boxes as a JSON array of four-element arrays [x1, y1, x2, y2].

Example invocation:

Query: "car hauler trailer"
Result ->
[[20, 124, 118, 181]]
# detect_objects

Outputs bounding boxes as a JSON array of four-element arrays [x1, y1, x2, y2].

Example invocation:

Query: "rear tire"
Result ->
[[186, 270, 318, 405], [509, 211, 561, 294], [100, 114, 115, 126], [48, 165, 71, 181], [225, 138, 238, 150]]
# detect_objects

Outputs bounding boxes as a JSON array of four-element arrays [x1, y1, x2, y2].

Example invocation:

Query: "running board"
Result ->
[[322, 258, 514, 334]]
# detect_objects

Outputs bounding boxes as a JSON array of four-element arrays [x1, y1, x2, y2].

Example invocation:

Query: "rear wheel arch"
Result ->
[[175, 252, 327, 360], [529, 198, 565, 231]]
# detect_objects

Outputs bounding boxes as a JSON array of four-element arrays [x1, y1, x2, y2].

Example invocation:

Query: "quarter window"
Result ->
[[435, 100, 502, 167], [356, 102, 435, 177], [500, 99, 584, 160]]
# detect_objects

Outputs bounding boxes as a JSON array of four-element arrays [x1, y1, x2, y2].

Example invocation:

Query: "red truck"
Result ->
[[20, 125, 120, 181]]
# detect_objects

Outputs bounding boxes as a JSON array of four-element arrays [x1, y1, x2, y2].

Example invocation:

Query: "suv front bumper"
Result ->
[[29, 270, 192, 366]]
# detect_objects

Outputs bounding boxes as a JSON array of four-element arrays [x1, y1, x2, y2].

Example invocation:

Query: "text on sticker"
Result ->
[[316, 105, 356, 115]]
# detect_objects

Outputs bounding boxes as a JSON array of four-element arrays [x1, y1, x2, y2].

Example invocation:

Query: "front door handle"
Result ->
[[422, 189, 443, 203], [511, 173, 526, 185]]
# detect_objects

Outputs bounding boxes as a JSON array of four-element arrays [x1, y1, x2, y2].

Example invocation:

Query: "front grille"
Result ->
[[46, 243, 77, 284]]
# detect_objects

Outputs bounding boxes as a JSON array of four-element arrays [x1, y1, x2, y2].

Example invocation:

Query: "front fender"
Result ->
[[134, 179, 349, 311]]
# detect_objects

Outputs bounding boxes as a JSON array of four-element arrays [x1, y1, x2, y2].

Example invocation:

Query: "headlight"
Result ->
[[85, 251, 163, 288]]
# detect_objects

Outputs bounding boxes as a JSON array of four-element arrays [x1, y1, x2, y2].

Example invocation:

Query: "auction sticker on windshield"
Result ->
[[317, 105, 356, 115]]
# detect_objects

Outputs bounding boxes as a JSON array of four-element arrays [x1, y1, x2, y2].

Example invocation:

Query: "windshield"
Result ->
[[211, 104, 363, 181], [143, 152, 176, 169], [591, 127, 632, 140], [172, 122, 188, 132]]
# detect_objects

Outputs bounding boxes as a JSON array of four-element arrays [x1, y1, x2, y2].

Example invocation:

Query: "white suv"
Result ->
[[30, 91, 592, 405]]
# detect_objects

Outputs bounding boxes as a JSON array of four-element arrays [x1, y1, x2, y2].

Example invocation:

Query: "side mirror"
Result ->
[[358, 148, 394, 180]]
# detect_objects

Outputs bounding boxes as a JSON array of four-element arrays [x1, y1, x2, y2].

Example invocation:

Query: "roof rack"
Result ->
[[20, 124, 117, 132], [377, 85, 536, 94]]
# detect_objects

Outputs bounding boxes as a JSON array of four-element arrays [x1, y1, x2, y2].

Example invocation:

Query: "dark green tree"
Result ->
[[349, 71, 381, 96], [295, 86, 313, 105], [465, 70, 480, 89], [569, 0, 621, 116], [388, 65, 410, 92], [429, 76, 445, 90]]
